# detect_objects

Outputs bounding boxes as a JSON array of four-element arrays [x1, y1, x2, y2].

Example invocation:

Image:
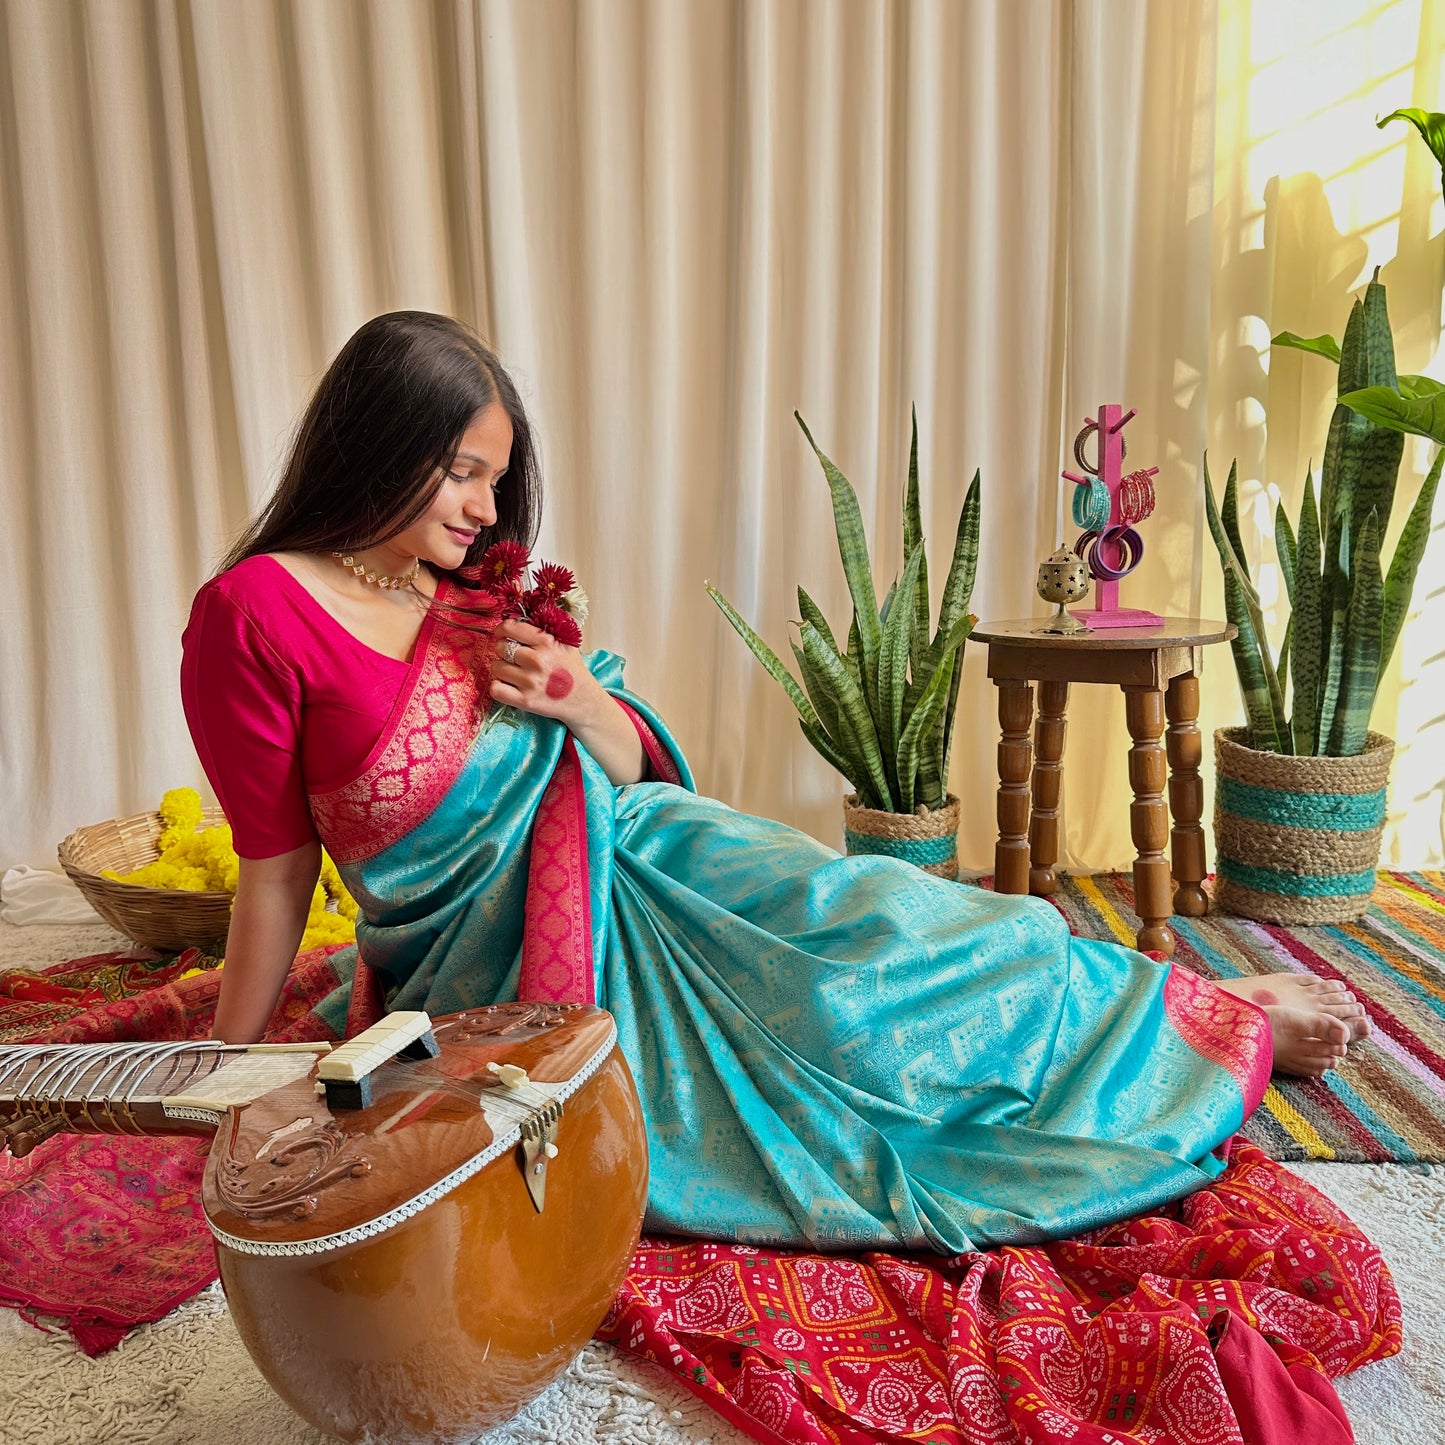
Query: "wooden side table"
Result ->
[[971, 618, 1236, 957]]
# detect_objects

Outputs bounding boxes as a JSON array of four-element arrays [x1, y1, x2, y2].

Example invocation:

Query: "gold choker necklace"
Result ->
[[332, 551, 421, 591]]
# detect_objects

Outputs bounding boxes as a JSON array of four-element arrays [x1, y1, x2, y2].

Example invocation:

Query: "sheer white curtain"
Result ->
[[1, 0, 1224, 874]]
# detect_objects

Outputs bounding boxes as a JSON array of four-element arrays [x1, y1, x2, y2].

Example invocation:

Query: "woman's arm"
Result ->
[[489, 619, 646, 786], [211, 841, 322, 1043]]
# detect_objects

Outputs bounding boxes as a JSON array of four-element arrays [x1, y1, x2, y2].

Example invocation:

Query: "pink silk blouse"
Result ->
[[180, 555, 425, 859]]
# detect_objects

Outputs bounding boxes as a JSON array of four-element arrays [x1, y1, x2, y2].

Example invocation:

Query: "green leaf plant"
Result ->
[[1208, 271, 1445, 756], [708, 410, 981, 813]]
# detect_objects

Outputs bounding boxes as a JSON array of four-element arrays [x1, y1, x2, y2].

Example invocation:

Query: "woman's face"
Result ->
[[391, 401, 515, 568]]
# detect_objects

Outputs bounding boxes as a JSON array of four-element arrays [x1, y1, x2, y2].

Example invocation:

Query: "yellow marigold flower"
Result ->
[[109, 793, 361, 957], [157, 786, 205, 852]]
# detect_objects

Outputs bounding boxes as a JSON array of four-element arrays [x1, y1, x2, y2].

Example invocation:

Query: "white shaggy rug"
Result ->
[[1, 918, 1441, 1445]]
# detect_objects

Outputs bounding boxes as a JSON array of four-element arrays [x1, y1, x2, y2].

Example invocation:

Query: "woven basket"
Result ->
[[57, 808, 233, 950], [1213, 728, 1393, 925], [843, 794, 961, 880]]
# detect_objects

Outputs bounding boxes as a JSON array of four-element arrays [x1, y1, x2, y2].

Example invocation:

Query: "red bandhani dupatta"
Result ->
[[598, 1137, 1395, 1445]]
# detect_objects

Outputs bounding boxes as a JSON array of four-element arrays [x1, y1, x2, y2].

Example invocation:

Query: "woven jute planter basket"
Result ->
[[58, 807, 233, 950], [1213, 728, 1393, 925], [842, 793, 961, 880]]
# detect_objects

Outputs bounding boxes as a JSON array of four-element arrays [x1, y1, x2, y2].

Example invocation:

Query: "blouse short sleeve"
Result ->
[[181, 583, 319, 859]]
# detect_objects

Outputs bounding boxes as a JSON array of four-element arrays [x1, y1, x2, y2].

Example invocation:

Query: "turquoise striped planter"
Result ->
[[842, 794, 960, 880], [1213, 728, 1393, 924]]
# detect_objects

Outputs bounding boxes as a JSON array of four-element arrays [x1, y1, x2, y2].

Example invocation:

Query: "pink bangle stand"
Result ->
[[1066, 403, 1162, 628]]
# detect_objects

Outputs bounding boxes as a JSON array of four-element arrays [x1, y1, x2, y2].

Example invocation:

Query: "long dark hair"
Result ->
[[220, 312, 541, 585]]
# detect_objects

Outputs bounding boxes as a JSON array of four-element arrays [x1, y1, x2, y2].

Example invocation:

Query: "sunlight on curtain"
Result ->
[[1209, 0, 1445, 866]]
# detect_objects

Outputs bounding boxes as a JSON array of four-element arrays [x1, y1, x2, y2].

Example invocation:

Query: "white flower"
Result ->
[[561, 585, 590, 623]]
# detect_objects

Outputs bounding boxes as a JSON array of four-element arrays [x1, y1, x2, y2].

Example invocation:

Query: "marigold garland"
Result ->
[[102, 787, 358, 957]]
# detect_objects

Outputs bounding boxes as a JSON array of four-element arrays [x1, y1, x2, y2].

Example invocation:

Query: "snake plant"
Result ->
[[1206, 272, 1444, 756], [708, 410, 981, 813]]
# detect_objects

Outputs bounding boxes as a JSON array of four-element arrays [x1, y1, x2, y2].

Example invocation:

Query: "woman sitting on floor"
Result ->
[[181, 311, 1368, 1253]]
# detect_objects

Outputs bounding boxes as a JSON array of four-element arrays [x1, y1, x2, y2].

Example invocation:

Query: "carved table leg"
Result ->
[[1123, 685, 1176, 956], [1028, 680, 1069, 894], [994, 679, 1034, 895], [1166, 672, 1208, 917]]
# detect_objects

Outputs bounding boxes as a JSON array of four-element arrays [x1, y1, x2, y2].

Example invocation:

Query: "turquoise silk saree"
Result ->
[[305, 594, 1272, 1253]]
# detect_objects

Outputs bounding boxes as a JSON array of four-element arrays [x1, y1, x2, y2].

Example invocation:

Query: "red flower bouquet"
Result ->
[[467, 543, 589, 648]]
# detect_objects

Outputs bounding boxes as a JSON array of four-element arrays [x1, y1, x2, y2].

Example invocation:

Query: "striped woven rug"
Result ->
[[1031, 870, 1445, 1164]]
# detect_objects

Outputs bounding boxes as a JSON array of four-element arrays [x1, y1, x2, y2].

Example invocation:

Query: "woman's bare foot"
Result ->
[[1262, 1005, 1351, 1077], [1214, 973, 1371, 1041]]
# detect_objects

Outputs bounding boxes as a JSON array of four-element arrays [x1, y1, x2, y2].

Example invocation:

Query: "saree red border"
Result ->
[[615, 697, 685, 786], [308, 595, 495, 865], [514, 701, 687, 1004], [519, 736, 596, 1004], [1163, 961, 1274, 1116]]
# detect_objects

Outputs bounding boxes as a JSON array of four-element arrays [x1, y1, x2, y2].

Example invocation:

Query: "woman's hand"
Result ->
[[489, 619, 645, 785], [489, 619, 601, 726]]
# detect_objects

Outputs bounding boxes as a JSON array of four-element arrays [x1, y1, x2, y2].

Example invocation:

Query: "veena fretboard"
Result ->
[[0, 1038, 334, 1155]]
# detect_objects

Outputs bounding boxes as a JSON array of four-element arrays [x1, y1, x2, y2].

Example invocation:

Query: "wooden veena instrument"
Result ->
[[0, 1003, 649, 1443]]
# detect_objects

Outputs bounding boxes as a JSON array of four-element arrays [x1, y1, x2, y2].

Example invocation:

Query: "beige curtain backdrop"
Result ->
[[1, 0, 1438, 878]]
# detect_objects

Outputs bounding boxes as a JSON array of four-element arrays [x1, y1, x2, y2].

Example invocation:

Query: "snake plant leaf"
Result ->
[[797, 716, 857, 793], [935, 469, 982, 639], [706, 583, 821, 732], [1279, 616, 1293, 697], [1328, 510, 1384, 756], [908, 611, 974, 706], [903, 405, 923, 559], [795, 413, 883, 705], [843, 612, 863, 688], [1348, 276, 1406, 541], [1222, 562, 1286, 752], [1383, 445, 1445, 668], [1220, 461, 1252, 593], [879, 579, 898, 626], [791, 635, 845, 752], [1379, 107, 1445, 208], [1276, 500, 1297, 607], [1205, 462, 1289, 748], [903, 407, 932, 683], [896, 646, 959, 817], [1338, 385, 1445, 445], [926, 611, 976, 804], [878, 543, 925, 800], [1337, 295, 1367, 396], [1315, 513, 1352, 753], [906, 470, 980, 721], [800, 620, 893, 812], [797, 587, 841, 657], [1316, 299, 1369, 739], [1203, 455, 1288, 744], [1291, 472, 1323, 757], [938, 635, 967, 792], [1271, 331, 1342, 364], [1362, 270, 1398, 388], [916, 713, 944, 813]]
